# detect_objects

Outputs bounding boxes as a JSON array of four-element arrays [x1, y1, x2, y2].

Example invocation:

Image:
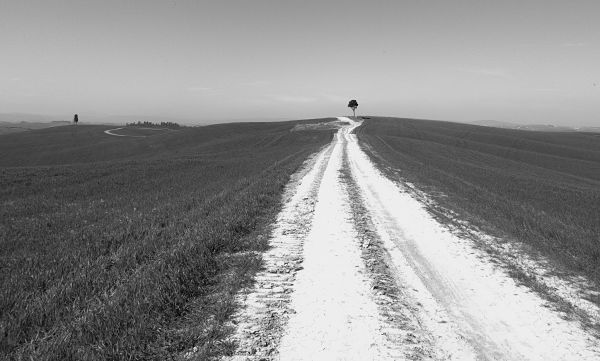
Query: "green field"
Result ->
[[356, 117, 600, 284], [0, 120, 334, 360], [106, 127, 173, 137]]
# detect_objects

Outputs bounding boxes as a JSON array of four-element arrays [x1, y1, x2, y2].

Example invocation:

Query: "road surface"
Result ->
[[220, 117, 600, 361]]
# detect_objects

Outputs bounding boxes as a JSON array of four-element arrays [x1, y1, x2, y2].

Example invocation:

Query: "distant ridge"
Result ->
[[470, 119, 599, 133], [0, 113, 282, 127], [0, 115, 72, 135], [0, 113, 212, 130], [0, 113, 67, 123], [470, 120, 519, 128]]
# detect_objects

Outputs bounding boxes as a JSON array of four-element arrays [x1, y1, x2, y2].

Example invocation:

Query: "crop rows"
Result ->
[[0, 121, 334, 360]]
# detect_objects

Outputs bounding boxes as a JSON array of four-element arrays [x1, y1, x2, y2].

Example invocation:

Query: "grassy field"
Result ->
[[0, 120, 335, 360], [106, 127, 173, 137], [356, 117, 600, 284]]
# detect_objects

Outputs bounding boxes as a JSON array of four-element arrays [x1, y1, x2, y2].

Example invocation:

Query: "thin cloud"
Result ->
[[188, 81, 269, 93], [562, 42, 587, 47], [457, 67, 514, 80], [321, 93, 347, 103], [533, 88, 560, 92], [187, 86, 214, 92], [270, 95, 317, 103], [240, 80, 271, 87]]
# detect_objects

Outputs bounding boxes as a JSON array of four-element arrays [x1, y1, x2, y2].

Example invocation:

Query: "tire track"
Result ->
[[219, 141, 334, 360]]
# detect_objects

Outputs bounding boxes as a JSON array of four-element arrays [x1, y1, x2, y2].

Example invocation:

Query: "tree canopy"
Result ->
[[348, 99, 358, 116]]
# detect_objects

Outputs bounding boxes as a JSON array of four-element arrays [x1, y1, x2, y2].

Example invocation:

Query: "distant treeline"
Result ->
[[126, 121, 180, 128]]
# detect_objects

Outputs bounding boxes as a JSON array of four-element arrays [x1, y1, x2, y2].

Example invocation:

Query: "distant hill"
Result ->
[[516, 124, 575, 132], [0, 112, 219, 131], [470, 119, 599, 133], [0, 113, 67, 123], [579, 126, 600, 133], [0, 113, 72, 134], [470, 120, 520, 129], [0, 120, 71, 135]]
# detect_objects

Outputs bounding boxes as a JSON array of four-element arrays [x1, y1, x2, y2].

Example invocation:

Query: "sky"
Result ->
[[1, 0, 599, 126]]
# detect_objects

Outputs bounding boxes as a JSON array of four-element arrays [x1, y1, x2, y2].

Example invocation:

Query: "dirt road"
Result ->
[[104, 127, 168, 137], [222, 118, 600, 360]]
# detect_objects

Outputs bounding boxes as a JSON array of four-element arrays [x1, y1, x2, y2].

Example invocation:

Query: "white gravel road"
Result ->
[[222, 117, 600, 361]]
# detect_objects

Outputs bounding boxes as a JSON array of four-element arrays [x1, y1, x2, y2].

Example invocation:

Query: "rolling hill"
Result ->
[[356, 117, 600, 284], [0, 119, 335, 360]]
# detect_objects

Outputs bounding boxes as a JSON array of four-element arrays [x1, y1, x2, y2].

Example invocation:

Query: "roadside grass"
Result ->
[[355, 117, 600, 286], [0, 120, 334, 360]]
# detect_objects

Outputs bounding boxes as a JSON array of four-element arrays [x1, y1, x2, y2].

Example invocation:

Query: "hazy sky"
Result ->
[[1, 0, 599, 125]]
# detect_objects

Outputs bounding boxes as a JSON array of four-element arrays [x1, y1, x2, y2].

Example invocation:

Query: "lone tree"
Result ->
[[347, 99, 358, 117], [73, 114, 79, 125]]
